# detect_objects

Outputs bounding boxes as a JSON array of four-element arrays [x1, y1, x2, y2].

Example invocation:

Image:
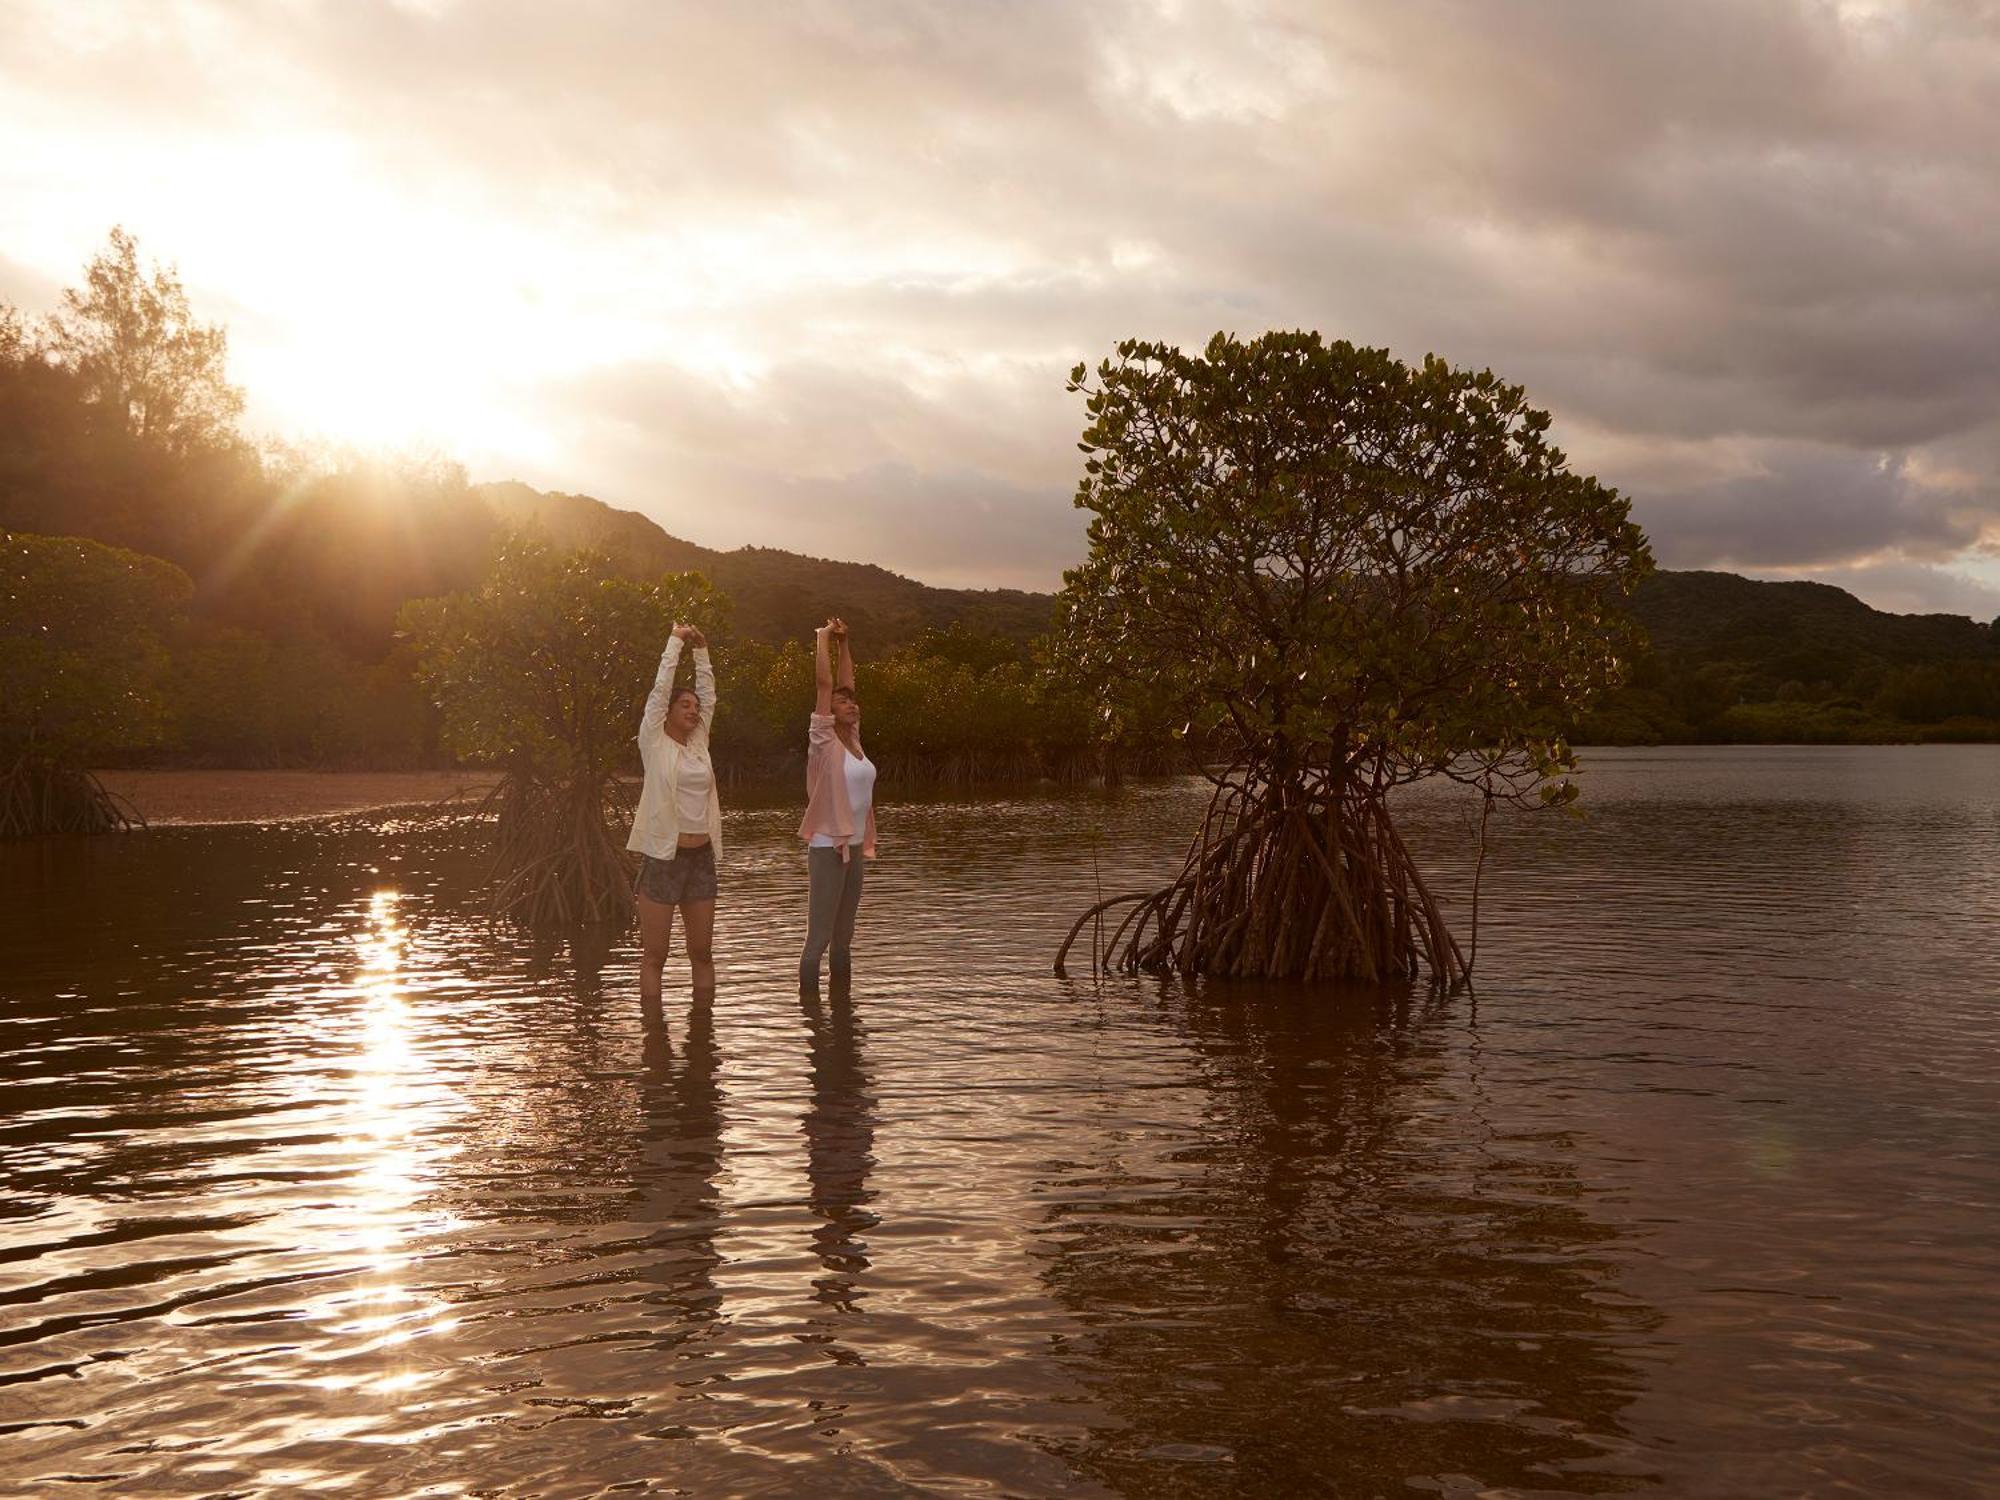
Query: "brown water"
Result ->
[[1, 747, 1995, 1498]]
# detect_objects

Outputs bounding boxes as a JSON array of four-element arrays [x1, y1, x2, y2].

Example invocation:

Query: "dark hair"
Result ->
[[831, 685, 859, 704], [668, 685, 699, 709]]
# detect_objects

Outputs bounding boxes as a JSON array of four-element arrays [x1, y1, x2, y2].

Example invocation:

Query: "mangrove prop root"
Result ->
[[476, 769, 635, 928], [1054, 766, 1468, 987], [1054, 891, 1156, 978], [0, 762, 144, 839]]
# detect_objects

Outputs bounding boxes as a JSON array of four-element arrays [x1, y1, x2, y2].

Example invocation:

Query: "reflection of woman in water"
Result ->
[[800, 984, 877, 1316], [633, 996, 725, 1331], [798, 617, 877, 989], [629, 623, 719, 1009]]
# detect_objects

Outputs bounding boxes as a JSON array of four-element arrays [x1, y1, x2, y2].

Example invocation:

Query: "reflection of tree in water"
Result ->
[[1038, 984, 1659, 1497], [798, 985, 878, 1330]]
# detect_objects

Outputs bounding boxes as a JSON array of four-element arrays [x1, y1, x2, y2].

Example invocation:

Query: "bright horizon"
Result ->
[[4, 1, 1998, 614]]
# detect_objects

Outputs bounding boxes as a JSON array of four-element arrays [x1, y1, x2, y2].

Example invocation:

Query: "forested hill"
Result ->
[[1584, 569, 2000, 743], [1635, 569, 1994, 665], [0, 369, 1052, 656], [480, 481, 1053, 645]]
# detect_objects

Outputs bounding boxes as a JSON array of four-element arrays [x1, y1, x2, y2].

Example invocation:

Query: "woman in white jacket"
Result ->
[[628, 623, 720, 1007]]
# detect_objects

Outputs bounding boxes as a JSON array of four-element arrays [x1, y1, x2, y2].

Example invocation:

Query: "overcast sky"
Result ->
[[3, 0, 1997, 613]]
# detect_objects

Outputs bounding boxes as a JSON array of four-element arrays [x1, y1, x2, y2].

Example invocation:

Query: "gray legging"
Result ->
[[801, 845, 866, 986]]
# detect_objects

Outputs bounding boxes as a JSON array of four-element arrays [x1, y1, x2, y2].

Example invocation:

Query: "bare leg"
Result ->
[[637, 893, 675, 1012], [680, 899, 717, 998]]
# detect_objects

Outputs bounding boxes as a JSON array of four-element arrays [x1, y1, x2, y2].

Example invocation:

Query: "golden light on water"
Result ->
[[318, 888, 460, 1396], [353, 890, 419, 1230]]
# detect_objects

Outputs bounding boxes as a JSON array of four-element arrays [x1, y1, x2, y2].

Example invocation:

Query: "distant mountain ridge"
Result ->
[[4, 391, 1993, 748], [487, 483, 2000, 656], [1629, 568, 1994, 663], [480, 480, 1055, 646]]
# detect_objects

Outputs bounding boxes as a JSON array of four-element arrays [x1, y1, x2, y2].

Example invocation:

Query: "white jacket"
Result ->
[[626, 636, 721, 861]]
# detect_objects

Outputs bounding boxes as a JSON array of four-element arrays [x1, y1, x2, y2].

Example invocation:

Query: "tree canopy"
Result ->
[[41, 226, 245, 456], [1062, 331, 1654, 802], [401, 536, 721, 782], [1, 530, 192, 766]]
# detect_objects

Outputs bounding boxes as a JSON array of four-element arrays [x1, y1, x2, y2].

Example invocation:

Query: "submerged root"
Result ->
[[0, 762, 144, 839], [478, 769, 635, 928], [1055, 766, 1466, 987]]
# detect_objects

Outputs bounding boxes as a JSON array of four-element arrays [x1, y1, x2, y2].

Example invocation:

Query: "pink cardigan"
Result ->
[[797, 712, 877, 860]]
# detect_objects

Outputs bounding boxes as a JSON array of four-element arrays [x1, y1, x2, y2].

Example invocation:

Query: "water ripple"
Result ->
[[0, 747, 1994, 1496]]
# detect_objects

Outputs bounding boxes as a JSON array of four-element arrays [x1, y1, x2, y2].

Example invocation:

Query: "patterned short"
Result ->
[[634, 843, 718, 906]]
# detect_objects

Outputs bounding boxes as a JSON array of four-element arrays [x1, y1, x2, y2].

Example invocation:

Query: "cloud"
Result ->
[[519, 356, 1085, 587], [1632, 439, 2000, 568], [3, 0, 1998, 612]]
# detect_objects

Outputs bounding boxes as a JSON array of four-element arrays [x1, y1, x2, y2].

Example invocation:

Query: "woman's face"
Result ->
[[833, 691, 861, 729], [667, 689, 702, 736]]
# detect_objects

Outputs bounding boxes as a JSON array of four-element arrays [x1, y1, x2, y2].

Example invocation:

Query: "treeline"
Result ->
[[711, 626, 1116, 785], [1580, 571, 2000, 744]]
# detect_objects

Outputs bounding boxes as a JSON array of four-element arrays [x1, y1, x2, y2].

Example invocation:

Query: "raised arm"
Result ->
[[687, 625, 716, 736], [814, 622, 834, 716], [639, 630, 687, 752], [835, 620, 855, 692]]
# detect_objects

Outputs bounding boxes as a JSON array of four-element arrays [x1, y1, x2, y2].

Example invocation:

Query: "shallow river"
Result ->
[[2, 747, 1995, 1498]]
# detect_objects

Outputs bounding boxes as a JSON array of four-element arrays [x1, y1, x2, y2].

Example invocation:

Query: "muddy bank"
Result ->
[[95, 770, 500, 826]]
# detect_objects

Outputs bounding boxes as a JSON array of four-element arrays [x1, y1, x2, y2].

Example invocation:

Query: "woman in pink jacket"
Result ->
[[799, 617, 877, 988]]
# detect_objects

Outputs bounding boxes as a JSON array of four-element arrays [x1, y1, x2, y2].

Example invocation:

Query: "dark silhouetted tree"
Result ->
[[1, 530, 192, 834], [42, 226, 245, 456]]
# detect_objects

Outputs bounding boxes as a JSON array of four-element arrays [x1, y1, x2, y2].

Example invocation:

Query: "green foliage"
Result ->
[[1710, 700, 1900, 744], [400, 536, 720, 780], [401, 537, 723, 926], [1061, 331, 1653, 795], [1872, 660, 2000, 722], [0, 530, 191, 766], [164, 626, 432, 768], [701, 627, 1104, 783], [707, 637, 814, 769]]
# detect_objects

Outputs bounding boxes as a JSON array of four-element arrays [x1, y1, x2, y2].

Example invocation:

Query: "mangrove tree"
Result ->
[[1056, 332, 1652, 984]]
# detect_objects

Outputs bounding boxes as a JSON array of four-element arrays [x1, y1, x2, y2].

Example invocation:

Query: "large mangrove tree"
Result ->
[[1056, 332, 1653, 985]]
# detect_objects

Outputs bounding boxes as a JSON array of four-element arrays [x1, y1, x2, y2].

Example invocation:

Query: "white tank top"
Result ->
[[809, 750, 876, 847], [675, 746, 712, 832]]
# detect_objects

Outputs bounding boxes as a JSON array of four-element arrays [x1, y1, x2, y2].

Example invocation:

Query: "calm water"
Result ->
[[1, 747, 1995, 1498]]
